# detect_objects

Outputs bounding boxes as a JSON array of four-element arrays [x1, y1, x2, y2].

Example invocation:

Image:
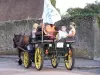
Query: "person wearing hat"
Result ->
[[68, 22, 76, 37]]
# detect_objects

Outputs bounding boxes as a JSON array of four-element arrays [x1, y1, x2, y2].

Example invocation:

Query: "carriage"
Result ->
[[13, 23, 75, 71]]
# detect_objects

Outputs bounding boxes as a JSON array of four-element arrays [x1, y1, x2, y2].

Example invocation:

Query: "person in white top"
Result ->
[[68, 22, 76, 37], [58, 26, 68, 40], [32, 23, 39, 38]]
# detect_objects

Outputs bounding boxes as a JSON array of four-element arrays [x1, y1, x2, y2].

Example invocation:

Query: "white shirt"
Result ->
[[58, 30, 68, 40], [32, 29, 36, 38], [69, 30, 72, 35]]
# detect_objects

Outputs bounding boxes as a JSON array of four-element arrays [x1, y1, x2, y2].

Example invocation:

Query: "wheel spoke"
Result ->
[[35, 47, 43, 70], [64, 47, 74, 70], [23, 52, 29, 68], [51, 55, 58, 68]]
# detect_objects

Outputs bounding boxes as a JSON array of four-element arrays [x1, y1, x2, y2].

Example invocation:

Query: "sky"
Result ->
[[56, 0, 100, 14]]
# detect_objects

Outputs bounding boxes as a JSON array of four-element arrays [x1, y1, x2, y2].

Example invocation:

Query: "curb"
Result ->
[[46, 65, 100, 69], [0, 55, 18, 59], [1, 55, 100, 69], [75, 66, 100, 69]]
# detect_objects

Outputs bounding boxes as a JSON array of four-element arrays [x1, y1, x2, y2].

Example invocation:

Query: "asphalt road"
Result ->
[[0, 57, 100, 75]]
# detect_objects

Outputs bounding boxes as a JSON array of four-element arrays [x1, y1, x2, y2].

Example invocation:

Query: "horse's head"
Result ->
[[13, 34, 21, 48]]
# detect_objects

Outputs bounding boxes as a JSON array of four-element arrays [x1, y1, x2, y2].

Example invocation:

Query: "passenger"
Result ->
[[32, 23, 39, 39], [38, 23, 56, 40], [57, 26, 68, 40], [68, 22, 76, 37], [44, 24, 56, 36], [35, 23, 43, 40], [35, 23, 56, 40]]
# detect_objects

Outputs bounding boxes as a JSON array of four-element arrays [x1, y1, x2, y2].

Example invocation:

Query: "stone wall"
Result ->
[[0, 16, 100, 60], [74, 17, 94, 59], [0, 19, 42, 55], [93, 17, 100, 60]]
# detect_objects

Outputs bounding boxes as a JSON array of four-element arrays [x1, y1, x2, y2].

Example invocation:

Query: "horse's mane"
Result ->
[[13, 33, 30, 48]]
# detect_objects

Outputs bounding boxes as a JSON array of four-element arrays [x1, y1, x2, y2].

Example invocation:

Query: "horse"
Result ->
[[13, 33, 31, 65]]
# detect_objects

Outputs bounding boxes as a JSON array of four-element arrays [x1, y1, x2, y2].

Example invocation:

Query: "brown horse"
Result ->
[[13, 33, 30, 65]]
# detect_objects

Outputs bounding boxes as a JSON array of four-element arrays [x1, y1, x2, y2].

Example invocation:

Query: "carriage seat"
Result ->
[[35, 34, 56, 40], [66, 37, 75, 43], [58, 37, 75, 43]]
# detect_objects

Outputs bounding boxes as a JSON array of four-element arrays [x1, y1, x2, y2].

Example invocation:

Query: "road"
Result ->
[[0, 57, 100, 75]]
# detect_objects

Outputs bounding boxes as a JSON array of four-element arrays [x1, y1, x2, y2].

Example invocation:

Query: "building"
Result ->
[[0, 0, 44, 21]]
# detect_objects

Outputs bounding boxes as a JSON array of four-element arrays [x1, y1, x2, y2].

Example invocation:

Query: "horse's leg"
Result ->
[[18, 48, 21, 59], [18, 48, 22, 65]]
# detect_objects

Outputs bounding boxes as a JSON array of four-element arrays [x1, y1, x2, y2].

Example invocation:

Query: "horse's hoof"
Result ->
[[32, 59, 34, 63], [18, 59, 22, 65]]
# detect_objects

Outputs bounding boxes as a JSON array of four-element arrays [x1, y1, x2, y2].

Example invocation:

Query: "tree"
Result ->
[[67, 1, 100, 16]]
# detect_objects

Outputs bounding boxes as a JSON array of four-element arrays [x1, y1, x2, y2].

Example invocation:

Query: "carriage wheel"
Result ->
[[23, 51, 31, 68], [51, 55, 58, 68], [35, 46, 44, 70], [64, 47, 75, 70]]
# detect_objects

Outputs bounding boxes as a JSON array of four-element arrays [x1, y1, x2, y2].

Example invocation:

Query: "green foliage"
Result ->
[[66, 1, 100, 27], [50, 0, 56, 7], [67, 1, 100, 16]]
